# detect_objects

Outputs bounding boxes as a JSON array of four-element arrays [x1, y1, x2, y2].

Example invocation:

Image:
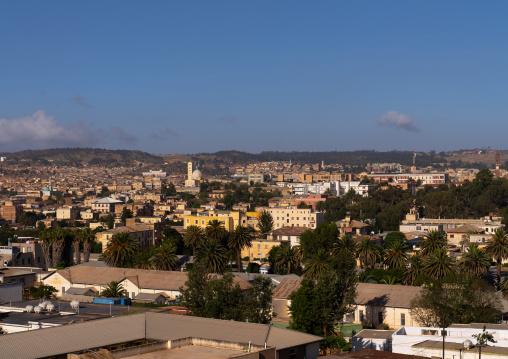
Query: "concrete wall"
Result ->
[[110, 341, 168, 359], [0, 283, 22, 303], [351, 337, 391, 352], [61, 293, 95, 303]]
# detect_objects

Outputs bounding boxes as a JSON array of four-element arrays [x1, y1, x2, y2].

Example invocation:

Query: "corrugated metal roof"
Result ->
[[48, 265, 252, 291], [272, 278, 302, 299], [356, 283, 422, 308], [0, 312, 322, 358], [0, 313, 145, 359]]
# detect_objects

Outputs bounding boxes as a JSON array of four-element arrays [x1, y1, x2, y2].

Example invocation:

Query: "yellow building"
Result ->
[[241, 239, 288, 262], [183, 209, 244, 231]]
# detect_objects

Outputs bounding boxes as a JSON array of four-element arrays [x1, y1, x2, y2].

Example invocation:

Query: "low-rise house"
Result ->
[[43, 265, 252, 300], [96, 224, 155, 250], [0, 268, 37, 289], [271, 277, 303, 325], [351, 329, 395, 352], [267, 226, 312, 247]]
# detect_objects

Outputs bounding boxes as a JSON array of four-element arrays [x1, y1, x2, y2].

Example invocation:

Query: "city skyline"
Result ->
[[1, 1, 507, 153]]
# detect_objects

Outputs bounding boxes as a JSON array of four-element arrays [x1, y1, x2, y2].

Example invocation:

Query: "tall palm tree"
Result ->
[[196, 240, 228, 274], [357, 237, 379, 268], [419, 230, 447, 257], [184, 225, 204, 256], [384, 240, 408, 270], [228, 225, 253, 272], [51, 227, 67, 267], [103, 232, 139, 267], [152, 243, 178, 271], [134, 249, 153, 269], [205, 219, 226, 243], [403, 254, 424, 285], [78, 228, 95, 263], [485, 228, 508, 286], [73, 230, 82, 265], [500, 277, 508, 299], [458, 244, 491, 277], [332, 235, 357, 259], [100, 281, 128, 297], [38, 228, 53, 268], [423, 248, 454, 280], [276, 245, 299, 275], [303, 248, 331, 280]]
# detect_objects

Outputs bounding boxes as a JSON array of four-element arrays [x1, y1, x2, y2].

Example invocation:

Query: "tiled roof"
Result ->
[[92, 197, 123, 204], [356, 283, 422, 308], [46, 265, 252, 291], [445, 224, 484, 233]]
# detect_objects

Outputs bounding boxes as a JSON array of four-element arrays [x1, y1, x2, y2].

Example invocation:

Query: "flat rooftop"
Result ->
[[123, 345, 246, 359]]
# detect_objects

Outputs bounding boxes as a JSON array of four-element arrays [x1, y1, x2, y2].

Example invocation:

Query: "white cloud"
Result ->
[[377, 111, 420, 132], [69, 94, 92, 108]]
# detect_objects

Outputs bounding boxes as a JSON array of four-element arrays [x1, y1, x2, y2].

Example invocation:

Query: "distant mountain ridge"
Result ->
[[2, 148, 163, 166]]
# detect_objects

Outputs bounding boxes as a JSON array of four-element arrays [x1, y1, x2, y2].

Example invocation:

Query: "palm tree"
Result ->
[[458, 244, 491, 277], [51, 227, 67, 267], [196, 240, 228, 274], [423, 248, 454, 280], [38, 228, 53, 268], [357, 237, 379, 268], [403, 254, 424, 285], [103, 232, 139, 267], [303, 248, 331, 280], [485, 228, 508, 286], [380, 274, 400, 285], [500, 277, 508, 298], [460, 230, 477, 252], [332, 235, 357, 258], [152, 243, 178, 271], [134, 249, 153, 269], [228, 225, 253, 272], [276, 245, 299, 275], [358, 271, 377, 283], [79, 228, 95, 263], [184, 225, 204, 256], [205, 220, 226, 243], [419, 230, 447, 257], [258, 210, 274, 238], [73, 230, 82, 265], [100, 281, 128, 297], [384, 241, 408, 270]]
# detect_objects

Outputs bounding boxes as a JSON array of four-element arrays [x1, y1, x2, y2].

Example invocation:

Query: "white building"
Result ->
[[264, 207, 324, 230], [291, 181, 373, 197]]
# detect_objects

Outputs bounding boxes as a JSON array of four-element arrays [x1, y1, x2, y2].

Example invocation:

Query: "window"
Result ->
[[359, 310, 364, 322], [265, 245, 268, 249], [401, 313, 406, 326], [257, 244, 261, 249], [378, 311, 383, 324]]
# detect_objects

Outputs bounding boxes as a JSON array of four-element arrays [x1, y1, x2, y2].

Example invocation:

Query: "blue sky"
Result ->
[[1, 1, 507, 154]]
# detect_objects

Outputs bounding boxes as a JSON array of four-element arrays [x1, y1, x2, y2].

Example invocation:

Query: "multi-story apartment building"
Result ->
[[0, 240, 46, 269], [183, 209, 244, 231], [56, 206, 79, 220], [368, 172, 448, 186], [0, 201, 23, 222], [262, 207, 324, 230], [96, 224, 155, 252]]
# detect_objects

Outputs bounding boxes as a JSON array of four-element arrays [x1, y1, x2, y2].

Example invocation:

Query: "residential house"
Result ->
[[267, 226, 311, 247]]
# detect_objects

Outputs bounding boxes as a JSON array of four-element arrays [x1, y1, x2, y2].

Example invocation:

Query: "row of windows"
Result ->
[[276, 217, 307, 221]]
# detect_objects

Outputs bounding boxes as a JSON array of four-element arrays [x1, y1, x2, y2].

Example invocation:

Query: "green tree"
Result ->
[[303, 248, 331, 281], [72, 230, 82, 265], [228, 225, 253, 272], [423, 248, 455, 280], [120, 207, 133, 224], [133, 249, 153, 269], [205, 219, 226, 243], [38, 228, 53, 268], [357, 237, 380, 268], [276, 245, 300, 275], [103, 232, 139, 267], [179, 262, 210, 317], [257, 210, 274, 238], [100, 281, 128, 297], [196, 240, 228, 274], [403, 254, 424, 285], [152, 243, 178, 270], [203, 273, 245, 321], [419, 230, 447, 257], [485, 228, 508, 286], [458, 244, 491, 277], [29, 285, 57, 299], [244, 276, 275, 324], [383, 231, 409, 249], [297, 201, 309, 209], [384, 240, 408, 270], [78, 228, 95, 263], [184, 225, 204, 256], [332, 235, 357, 259]]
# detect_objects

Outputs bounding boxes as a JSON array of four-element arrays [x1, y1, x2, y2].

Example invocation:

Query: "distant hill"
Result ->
[[3, 148, 163, 166]]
